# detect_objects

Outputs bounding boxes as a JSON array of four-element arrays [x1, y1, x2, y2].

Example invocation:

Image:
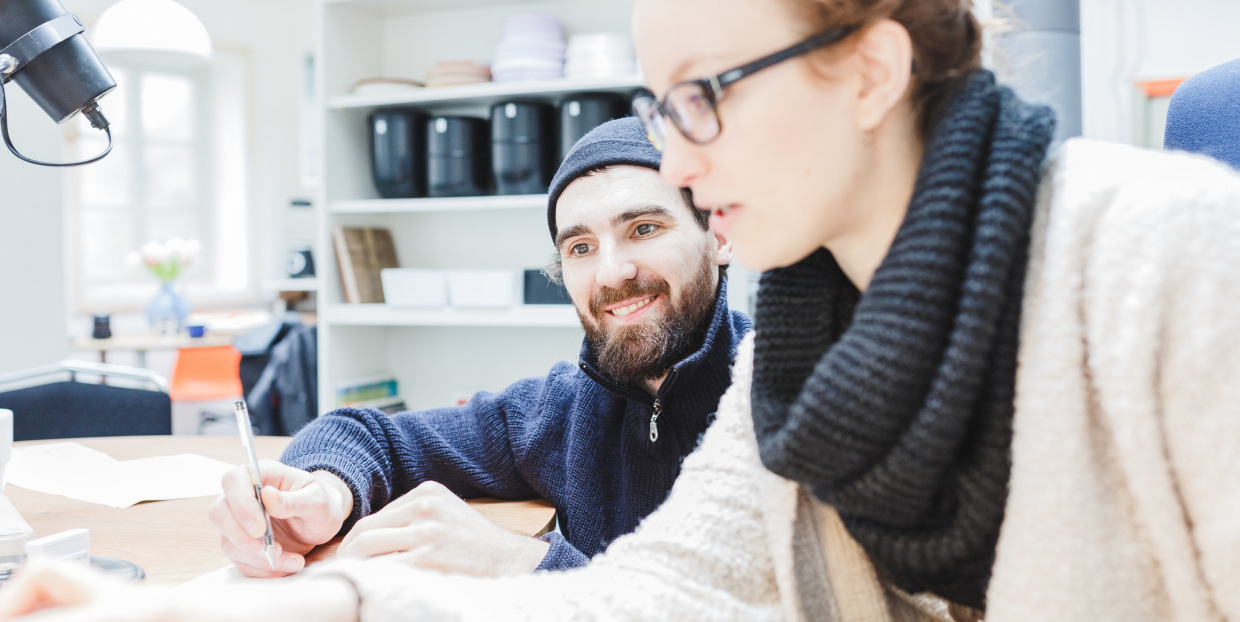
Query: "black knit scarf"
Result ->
[[750, 71, 1055, 610]]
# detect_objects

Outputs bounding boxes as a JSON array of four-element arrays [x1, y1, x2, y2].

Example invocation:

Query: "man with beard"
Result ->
[[208, 118, 751, 578]]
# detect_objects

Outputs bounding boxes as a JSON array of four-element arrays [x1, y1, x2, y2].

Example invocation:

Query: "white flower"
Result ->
[[153, 241, 174, 264], [177, 238, 202, 265], [140, 240, 160, 261], [166, 238, 185, 261], [133, 237, 203, 280]]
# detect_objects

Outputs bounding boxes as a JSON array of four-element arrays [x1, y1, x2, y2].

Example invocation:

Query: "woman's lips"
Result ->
[[706, 204, 743, 236]]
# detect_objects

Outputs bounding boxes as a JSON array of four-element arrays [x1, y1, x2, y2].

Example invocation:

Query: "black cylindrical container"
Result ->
[[91, 313, 112, 339], [492, 101, 554, 195], [560, 94, 624, 161], [369, 109, 426, 199], [0, 0, 116, 124], [427, 116, 490, 197]]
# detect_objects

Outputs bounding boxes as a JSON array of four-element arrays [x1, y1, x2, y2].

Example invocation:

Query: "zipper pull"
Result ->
[[649, 399, 661, 443]]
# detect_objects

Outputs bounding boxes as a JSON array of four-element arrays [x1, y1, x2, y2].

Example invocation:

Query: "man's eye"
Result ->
[[571, 243, 591, 256], [635, 223, 658, 236]]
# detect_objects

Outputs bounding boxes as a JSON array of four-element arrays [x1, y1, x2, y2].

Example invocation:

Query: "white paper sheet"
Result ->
[[180, 565, 246, 587], [6, 442, 234, 508]]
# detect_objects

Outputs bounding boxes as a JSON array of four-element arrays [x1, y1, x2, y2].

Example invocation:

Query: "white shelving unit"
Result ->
[[322, 304, 580, 327], [262, 279, 321, 292], [315, 0, 637, 411], [329, 194, 547, 214], [328, 76, 643, 111]]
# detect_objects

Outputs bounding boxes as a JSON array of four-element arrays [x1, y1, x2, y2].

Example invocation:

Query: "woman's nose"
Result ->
[[658, 129, 708, 190]]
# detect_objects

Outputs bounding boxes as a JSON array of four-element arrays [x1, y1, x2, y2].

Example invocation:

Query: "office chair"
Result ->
[[0, 361, 171, 441], [1164, 57, 1240, 169], [168, 345, 242, 436]]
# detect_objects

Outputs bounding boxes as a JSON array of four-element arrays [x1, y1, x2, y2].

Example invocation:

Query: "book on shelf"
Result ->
[[333, 226, 400, 303], [346, 395, 408, 416], [336, 374, 399, 407]]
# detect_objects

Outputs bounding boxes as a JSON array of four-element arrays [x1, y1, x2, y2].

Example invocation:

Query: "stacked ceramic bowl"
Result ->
[[425, 60, 492, 87], [565, 33, 637, 80], [491, 13, 566, 83]]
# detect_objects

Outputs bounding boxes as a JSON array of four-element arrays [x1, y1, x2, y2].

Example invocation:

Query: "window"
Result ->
[[67, 51, 251, 311]]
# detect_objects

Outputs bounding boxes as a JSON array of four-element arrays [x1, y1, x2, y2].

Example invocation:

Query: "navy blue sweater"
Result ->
[[281, 285, 751, 570]]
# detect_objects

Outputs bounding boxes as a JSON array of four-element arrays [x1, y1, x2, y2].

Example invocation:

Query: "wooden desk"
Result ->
[[7, 436, 556, 584]]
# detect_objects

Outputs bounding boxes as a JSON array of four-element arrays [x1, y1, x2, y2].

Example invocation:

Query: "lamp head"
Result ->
[[0, 0, 116, 166]]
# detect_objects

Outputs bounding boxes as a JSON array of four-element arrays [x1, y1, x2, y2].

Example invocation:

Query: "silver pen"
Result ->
[[234, 400, 277, 570]]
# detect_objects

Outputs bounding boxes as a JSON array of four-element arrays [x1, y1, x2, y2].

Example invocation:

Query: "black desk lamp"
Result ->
[[0, 0, 116, 167]]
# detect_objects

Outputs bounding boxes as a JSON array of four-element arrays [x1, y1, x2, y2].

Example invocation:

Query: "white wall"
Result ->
[[0, 89, 67, 374], [1081, 0, 1240, 144]]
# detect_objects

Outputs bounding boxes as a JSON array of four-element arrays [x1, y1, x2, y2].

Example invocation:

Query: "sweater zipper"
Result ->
[[649, 399, 662, 443], [578, 363, 676, 444]]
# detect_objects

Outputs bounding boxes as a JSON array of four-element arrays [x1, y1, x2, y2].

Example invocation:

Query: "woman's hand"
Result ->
[[0, 562, 358, 622]]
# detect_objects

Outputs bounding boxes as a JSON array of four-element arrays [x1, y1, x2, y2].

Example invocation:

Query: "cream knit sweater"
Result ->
[[987, 139, 1240, 621], [311, 139, 1240, 621]]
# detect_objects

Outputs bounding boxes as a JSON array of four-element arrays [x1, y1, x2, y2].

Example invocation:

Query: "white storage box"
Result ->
[[447, 270, 517, 308], [381, 269, 448, 307]]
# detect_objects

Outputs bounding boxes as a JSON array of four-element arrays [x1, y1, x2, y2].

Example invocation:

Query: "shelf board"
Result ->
[[262, 278, 320, 292], [330, 194, 546, 214], [322, 304, 581, 327], [328, 76, 644, 110], [324, 0, 542, 17]]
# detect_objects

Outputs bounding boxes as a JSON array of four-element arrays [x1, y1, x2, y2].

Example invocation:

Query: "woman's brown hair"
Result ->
[[786, 0, 983, 140]]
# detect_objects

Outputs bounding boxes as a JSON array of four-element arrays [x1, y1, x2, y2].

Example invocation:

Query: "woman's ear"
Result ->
[[853, 19, 915, 133], [712, 230, 734, 266]]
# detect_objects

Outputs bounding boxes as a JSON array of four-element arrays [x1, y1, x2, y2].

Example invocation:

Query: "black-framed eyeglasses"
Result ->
[[633, 24, 860, 151]]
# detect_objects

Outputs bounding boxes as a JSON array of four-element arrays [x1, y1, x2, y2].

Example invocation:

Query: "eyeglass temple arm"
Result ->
[[711, 24, 861, 95]]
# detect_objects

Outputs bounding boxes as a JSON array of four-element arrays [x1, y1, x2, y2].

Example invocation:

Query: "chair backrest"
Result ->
[[0, 381, 172, 441], [169, 346, 243, 402], [1164, 57, 1240, 169]]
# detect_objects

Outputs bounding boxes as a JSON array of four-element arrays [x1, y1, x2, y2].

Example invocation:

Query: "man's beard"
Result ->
[[579, 248, 718, 387]]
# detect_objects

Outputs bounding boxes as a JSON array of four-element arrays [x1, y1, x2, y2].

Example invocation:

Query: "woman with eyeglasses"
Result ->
[[629, 0, 1240, 619], [4, 1, 1239, 621]]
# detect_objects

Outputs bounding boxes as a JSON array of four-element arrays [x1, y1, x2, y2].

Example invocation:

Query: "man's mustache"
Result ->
[[589, 277, 672, 318]]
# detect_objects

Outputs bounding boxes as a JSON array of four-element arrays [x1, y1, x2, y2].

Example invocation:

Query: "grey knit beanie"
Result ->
[[547, 116, 662, 242]]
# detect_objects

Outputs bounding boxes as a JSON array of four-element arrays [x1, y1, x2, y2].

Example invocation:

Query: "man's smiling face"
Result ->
[[555, 165, 728, 387]]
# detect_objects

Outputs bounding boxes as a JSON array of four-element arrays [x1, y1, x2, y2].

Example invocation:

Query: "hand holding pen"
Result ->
[[233, 400, 278, 570], [209, 407, 355, 577]]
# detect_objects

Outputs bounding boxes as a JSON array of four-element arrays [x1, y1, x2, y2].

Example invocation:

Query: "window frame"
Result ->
[[66, 49, 257, 314]]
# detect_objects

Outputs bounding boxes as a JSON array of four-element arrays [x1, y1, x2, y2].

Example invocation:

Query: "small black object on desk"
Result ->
[[91, 313, 112, 339]]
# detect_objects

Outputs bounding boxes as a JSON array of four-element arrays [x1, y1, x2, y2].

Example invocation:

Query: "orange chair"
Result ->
[[169, 346, 243, 434]]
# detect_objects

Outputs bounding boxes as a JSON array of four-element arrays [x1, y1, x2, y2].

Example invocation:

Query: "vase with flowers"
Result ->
[[127, 237, 202, 335]]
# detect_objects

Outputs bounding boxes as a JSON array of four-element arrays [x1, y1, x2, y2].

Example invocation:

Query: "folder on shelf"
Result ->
[[336, 374, 401, 411], [333, 226, 400, 303]]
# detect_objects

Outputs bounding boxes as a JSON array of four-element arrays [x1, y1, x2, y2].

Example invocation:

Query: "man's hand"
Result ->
[[209, 460, 354, 578], [336, 481, 550, 577], [0, 562, 358, 622]]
